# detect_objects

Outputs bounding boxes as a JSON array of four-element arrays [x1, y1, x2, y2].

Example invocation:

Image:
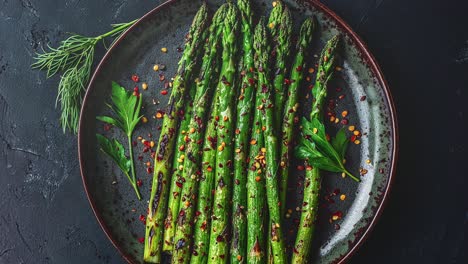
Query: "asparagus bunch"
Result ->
[[172, 5, 228, 264], [231, 0, 255, 263], [208, 4, 240, 263], [253, 18, 287, 264], [292, 35, 341, 263], [279, 18, 316, 216], [268, 0, 292, 132], [144, 4, 209, 263]]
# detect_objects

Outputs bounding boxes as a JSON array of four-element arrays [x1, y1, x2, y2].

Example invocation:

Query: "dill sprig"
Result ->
[[32, 19, 137, 133]]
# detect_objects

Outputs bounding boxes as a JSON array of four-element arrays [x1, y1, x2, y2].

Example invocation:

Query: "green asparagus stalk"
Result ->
[[190, 90, 219, 264], [231, 0, 255, 263], [208, 4, 240, 263], [292, 35, 341, 263], [279, 18, 316, 216], [253, 18, 287, 264], [268, 0, 292, 132], [172, 5, 228, 264], [246, 17, 268, 264], [144, 4, 210, 263], [163, 80, 197, 252]]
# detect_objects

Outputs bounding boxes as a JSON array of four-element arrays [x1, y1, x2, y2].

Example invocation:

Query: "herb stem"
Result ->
[[128, 134, 142, 200], [96, 19, 138, 41], [343, 169, 360, 182]]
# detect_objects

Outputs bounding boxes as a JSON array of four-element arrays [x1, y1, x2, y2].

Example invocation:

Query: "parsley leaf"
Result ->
[[96, 81, 143, 200], [96, 134, 131, 175], [295, 117, 360, 182], [97, 81, 143, 136]]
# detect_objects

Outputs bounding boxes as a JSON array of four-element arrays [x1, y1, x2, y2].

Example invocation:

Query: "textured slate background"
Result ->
[[0, 0, 466, 263]]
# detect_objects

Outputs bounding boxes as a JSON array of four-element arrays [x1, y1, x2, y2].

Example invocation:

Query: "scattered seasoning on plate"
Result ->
[[131, 74, 139, 82]]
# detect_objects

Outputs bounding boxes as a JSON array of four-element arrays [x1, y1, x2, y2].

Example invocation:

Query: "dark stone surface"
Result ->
[[0, 0, 466, 263]]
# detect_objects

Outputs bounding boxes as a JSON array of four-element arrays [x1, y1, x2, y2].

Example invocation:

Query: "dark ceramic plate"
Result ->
[[78, 0, 397, 263]]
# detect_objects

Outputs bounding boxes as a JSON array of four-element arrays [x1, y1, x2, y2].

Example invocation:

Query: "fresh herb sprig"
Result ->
[[97, 82, 143, 200], [295, 117, 360, 182], [32, 20, 137, 133]]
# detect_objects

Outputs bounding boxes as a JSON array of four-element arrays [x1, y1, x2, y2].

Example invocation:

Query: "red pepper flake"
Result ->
[[336, 87, 342, 92], [133, 91, 140, 97], [331, 211, 343, 221], [176, 181, 183, 188], [104, 124, 112, 131], [177, 47, 183, 52], [133, 87, 139, 93], [248, 78, 255, 86], [161, 90, 168, 95], [138, 237, 144, 244], [360, 95, 367, 101], [297, 165, 305, 171], [284, 78, 291, 85], [137, 179, 143, 187], [350, 135, 357, 142], [333, 188, 340, 195], [139, 214, 146, 223], [341, 118, 348, 125], [146, 167, 153, 174], [159, 73, 165, 82], [131, 74, 139, 83], [137, 155, 143, 161], [195, 211, 201, 217], [338, 94, 345, 100], [296, 65, 303, 72]]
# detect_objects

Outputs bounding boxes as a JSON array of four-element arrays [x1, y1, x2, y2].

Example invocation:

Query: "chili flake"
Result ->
[[131, 74, 139, 82]]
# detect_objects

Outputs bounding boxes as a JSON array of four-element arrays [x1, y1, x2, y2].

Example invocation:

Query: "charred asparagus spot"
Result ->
[[143, 4, 210, 263]]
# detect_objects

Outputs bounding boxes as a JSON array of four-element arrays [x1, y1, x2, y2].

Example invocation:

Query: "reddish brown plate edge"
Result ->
[[77, 1, 399, 263]]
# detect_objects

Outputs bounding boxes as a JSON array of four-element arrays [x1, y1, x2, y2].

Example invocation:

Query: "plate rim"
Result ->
[[78, 0, 398, 263]]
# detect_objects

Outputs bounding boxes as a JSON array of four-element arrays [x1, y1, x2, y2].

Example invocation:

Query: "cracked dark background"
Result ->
[[0, 0, 467, 263]]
